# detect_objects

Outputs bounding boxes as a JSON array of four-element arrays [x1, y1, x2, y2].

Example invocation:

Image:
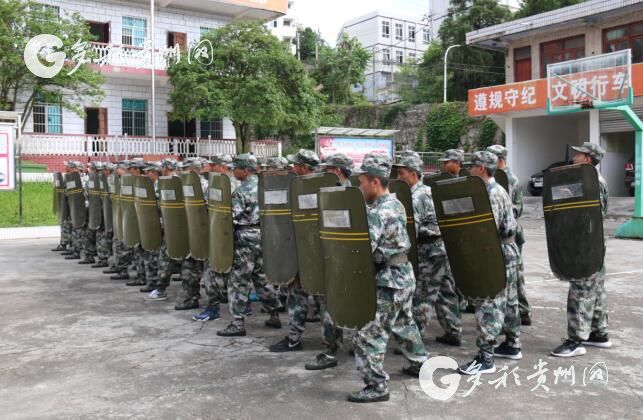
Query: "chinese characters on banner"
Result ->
[[468, 79, 546, 116], [548, 66, 630, 109], [317, 137, 394, 167], [0, 123, 16, 191]]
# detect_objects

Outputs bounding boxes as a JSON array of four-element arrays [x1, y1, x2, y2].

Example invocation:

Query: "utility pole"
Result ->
[[372, 46, 376, 102], [150, 0, 156, 151], [444, 44, 461, 103], [316, 28, 320, 60], [296, 30, 300, 60]]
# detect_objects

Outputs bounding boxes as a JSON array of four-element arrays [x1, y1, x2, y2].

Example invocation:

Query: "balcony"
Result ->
[[127, 0, 287, 21], [88, 42, 171, 74]]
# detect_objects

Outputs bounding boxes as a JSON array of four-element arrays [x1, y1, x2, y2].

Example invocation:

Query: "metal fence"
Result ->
[[20, 134, 281, 158], [395, 151, 474, 173]]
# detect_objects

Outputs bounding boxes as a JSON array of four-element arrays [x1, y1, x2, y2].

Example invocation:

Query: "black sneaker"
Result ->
[[436, 333, 462, 347], [583, 332, 613, 348], [305, 315, 321, 323], [110, 273, 130, 280], [65, 254, 81, 260], [139, 285, 156, 293], [459, 354, 496, 375], [126, 279, 146, 286], [269, 336, 303, 352], [551, 339, 586, 357], [401, 362, 423, 377], [347, 385, 390, 403], [521, 314, 532, 326], [51, 245, 66, 252], [103, 267, 119, 274], [61, 251, 73, 256], [174, 301, 199, 311], [217, 323, 246, 337], [78, 258, 94, 265], [305, 353, 338, 371], [494, 342, 523, 360], [91, 261, 109, 268]]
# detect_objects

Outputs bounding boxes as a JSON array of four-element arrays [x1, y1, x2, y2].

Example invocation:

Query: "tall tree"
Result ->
[[297, 27, 319, 61], [312, 33, 371, 105], [515, 0, 587, 18], [167, 21, 323, 153], [0, 0, 104, 130]]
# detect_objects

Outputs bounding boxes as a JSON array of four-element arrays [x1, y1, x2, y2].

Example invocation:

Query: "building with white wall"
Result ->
[[338, 10, 430, 103], [466, 0, 643, 197], [19, 0, 287, 169], [266, 1, 298, 55]]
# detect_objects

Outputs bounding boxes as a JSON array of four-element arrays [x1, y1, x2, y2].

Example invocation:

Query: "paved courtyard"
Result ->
[[1, 202, 642, 419]]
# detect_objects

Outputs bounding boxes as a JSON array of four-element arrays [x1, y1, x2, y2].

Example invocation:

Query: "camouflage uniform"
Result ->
[[353, 157, 428, 392], [80, 171, 97, 262], [61, 218, 73, 249], [226, 159, 281, 328]]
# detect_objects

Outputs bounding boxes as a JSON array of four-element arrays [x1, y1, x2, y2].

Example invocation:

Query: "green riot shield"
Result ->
[[112, 175, 123, 241], [208, 173, 234, 273], [388, 180, 418, 276], [543, 164, 604, 279], [423, 171, 456, 187], [120, 174, 140, 248], [181, 171, 209, 261], [495, 169, 509, 193], [259, 171, 298, 285], [87, 172, 103, 230], [134, 176, 163, 251], [318, 186, 376, 329], [159, 176, 189, 260], [432, 176, 506, 299], [53, 172, 59, 215], [350, 174, 360, 188], [291, 172, 339, 295], [102, 173, 113, 232], [459, 168, 470, 177], [54, 172, 69, 224], [64, 172, 86, 229]]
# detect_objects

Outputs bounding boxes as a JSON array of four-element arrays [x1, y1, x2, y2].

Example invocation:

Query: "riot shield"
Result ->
[[543, 164, 604, 279], [54, 172, 69, 224], [318, 186, 376, 329], [87, 172, 103, 230], [350, 174, 361, 188], [432, 176, 506, 299], [291, 172, 339, 295], [259, 171, 298, 285], [53, 172, 59, 215], [423, 171, 455, 188], [120, 174, 140, 248], [388, 180, 418, 276], [181, 172, 209, 261], [112, 175, 123, 241], [134, 176, 163, 251], [102, 173, 113, 232], [159, 176, 189, 260], [495, 168, 509, 193], [208, 173, 233, 273], [64, 172, 86, 229]]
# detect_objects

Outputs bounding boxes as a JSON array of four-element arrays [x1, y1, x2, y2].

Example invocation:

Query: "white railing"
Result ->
[[90, 42, 170, 70], [20, 134, 281, 158]]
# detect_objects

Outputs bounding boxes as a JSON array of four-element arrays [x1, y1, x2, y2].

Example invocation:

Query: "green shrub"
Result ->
[[478, 118, 498, 150], [425, 103, 466, 151]]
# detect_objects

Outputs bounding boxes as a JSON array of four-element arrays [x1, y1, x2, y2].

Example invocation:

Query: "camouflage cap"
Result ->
[[571, 142, 605, 162], [143, 161, 162, 172], [160, 158, 178, 171], [264, 156, 289, 170], [180, 157, 204, 170], [394, 151, 423, 174], [356, 154, 392, 178], [486, 145, 507, 159], [287, 149, 320, 168], [104, 162, 116, 171], [439, 149, 465, 163], [232, 153, 258, 170], [90, 161, 105, 171], [471, 151, 498, 171], [211, 154, 234, 166], [321, 153, 354, 172]]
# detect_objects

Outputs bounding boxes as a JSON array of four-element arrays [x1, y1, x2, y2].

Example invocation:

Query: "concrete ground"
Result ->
[[1, 203, 642, 419]]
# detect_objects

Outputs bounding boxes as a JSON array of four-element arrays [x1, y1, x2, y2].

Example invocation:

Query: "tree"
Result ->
[[515, 0, 587, 18], [167, 21, 323, 153], [297, 27, 319, 61], [0, 0, 104, 130], [312, 33, 371, 105]]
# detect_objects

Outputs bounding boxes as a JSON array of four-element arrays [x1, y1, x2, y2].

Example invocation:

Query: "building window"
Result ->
[[122, 99, 147, 136], [87, 21, 110, 43], [382, 49, 391, 63], [423, 27, 430, 43], [540, 35, 585, 77], [33, 99, 62, 134], [273, 20, 278, 28], [408, 25, 415, 42], [408, 52, 416, 62], [283, 19, 292, 27], [122, 16, 147, 47], [200, 26, 214, 35], [396, 50, 403, 64], [514, 46, 532, 82], [200, 118, 223, 139], [395, 23, 403, 41], [381, 21, 390, 38], [604, 21, 643, 64]]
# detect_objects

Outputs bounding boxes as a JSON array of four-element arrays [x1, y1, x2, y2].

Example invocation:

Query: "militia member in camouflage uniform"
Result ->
[[57, 161, 74, 255], [217, 153, 282, 336], [94, 162, 115, 268], [145, 158, 182, 302], [487, 145, 532, 325], [137, 162, 163, 294], [269, 149, 320, 352], [126, 160, 154, 288], [349, 155, 429, 403], [551, 142, 612, 357], [395, 152, 462, 346], [459, 151, 521, 375], [109, 161, 135, 281], [305, 153, 354, 370]]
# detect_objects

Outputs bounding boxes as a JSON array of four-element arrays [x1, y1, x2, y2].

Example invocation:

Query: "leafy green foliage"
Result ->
[[167, 21, 322, 153], [297, 27, 319, 61], [478, 117, 498, 149], [515, 0, 587, 18], [425, 103, 467, 151], [0, 182, 58, 227]]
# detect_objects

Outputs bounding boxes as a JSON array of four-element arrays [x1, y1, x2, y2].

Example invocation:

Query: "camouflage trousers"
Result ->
[[413, 241, 462, 337], [287, 276, 309, 341], [137, 246, 159, 287], [228, 230, 280, 327], [203, 262, 228, 309], [474, 262, 520, 358], [71, 226, 83, 255], [96, 229, 112, 264], [157, 243, 181, 291], [516, 224, 530, 317], [354, 286, 428, 389], [61, 218, 72, 247], [567, 266, 608, 341], [83, 227, 97, 259], [113, 238, 133, 275], [319, 296, 343, 356], [177, 257, 203, 305]]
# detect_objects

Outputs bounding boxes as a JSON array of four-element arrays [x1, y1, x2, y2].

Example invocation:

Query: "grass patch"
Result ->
[[0, 182, 58, 227]]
